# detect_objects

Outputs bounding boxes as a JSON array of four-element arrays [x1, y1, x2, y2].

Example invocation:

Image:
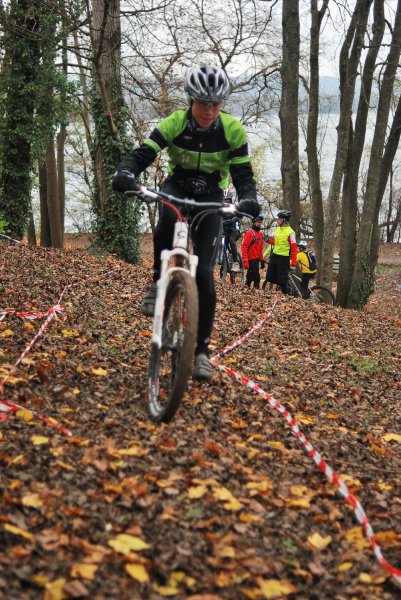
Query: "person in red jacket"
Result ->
[[242, 216, 265, 288]]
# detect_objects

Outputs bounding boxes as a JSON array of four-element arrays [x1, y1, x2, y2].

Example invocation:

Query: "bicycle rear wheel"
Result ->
[[310, 285, 335, 305], [220, 252, 230, 282], [148, 271, 198, 422], [287, 275, 301, 298]]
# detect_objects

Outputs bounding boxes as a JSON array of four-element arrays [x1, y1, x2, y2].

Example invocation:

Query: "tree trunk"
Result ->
[[320, 0, 372, 291], [279, 0, 300, 237], [90, 0, 142, 263], [39, 161, 52, 247], [306, 0, 329, 272], [27, 213, 37, 246], [45, 142, 63, 248], [0, 1, 41, 238], [349, 0, 401, 308], [336, 0, 384, 306]]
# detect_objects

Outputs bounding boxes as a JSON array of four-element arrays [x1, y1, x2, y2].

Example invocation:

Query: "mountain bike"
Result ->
[[126, 186, 247, 422], [262, 271, 335, 304], [288, 272, 335, 304], [219, 233, 244, 286]]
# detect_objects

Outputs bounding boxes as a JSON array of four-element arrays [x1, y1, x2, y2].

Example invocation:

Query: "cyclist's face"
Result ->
[[192, 100, 222, 128], [277, 217, 285, 226]]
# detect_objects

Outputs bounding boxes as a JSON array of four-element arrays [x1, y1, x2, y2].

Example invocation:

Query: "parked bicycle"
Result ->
[[126, 186, 248, 422], [262, 271, 335, 304], [219, 234, 244, 286]]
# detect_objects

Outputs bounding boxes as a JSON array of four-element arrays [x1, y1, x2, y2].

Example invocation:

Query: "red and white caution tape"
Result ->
[[0, 399, 72, 437], [211, 300, 401, 587], [211, 297, 278, 364], [218, 364, 401, 586], [0, 285, 72, 437], [0, 305, 65, 322]]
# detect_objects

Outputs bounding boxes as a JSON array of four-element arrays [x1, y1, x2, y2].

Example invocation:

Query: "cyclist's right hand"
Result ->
[[290, 265, 296, 272], [112, 170, 138, 192]]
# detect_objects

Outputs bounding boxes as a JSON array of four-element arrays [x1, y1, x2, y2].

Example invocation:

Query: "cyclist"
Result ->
[[112, 65, 260, 380], [242, 215, 265, 289], [264, 210, 297, 294], [222, 188, 241, 271], [296, 240, 317, 299]]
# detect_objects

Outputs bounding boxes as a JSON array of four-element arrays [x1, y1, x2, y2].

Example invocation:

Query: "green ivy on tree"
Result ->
[[90, 81, 142, 264]]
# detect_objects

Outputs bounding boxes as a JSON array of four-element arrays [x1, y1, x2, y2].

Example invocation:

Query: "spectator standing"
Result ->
[[242, 216, 264, 289], [296, 240, 317, 298], [264, 210, 297, 294]]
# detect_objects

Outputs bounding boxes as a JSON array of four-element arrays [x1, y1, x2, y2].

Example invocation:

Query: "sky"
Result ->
[[300, 0, 399, 78]]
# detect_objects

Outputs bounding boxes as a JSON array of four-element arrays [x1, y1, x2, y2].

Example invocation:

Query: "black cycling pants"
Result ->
[[152, 178, 222, 352], [300, 273, 314, 299], [246, 259, 261, 289], [227, 232, 240, 262], [265, 253, 290, 294]]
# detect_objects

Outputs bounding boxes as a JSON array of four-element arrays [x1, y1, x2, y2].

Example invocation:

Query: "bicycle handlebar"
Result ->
[[125, 185, 253, 219]]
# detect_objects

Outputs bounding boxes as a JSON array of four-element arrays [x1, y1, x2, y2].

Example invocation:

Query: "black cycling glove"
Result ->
[[237, 198, 260, 218], [112, 170, 138, 192]]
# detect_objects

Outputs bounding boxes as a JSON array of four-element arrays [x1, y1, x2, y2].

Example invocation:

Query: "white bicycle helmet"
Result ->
[[184, 65, 230, 102], [298, 240, 307, 249]]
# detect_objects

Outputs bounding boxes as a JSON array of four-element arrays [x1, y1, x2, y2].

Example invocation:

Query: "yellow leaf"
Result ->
[[151, 584, 178, 596], [16, 409, 34, 422], [22, 493, 44, 508], [55, 351, 67, 359], [32, 574, 49, 587], [125, 563, 149, 583], [239, 512, 259, 523], [24, 322, 35, 331], [215, 545, 236, 558], [344, 526, 370, 549], [0, 329, 13, 337], [111, 446, 148, 457], [108, 534, 150, 555], [338, 562, 353, 572], [288, 498, 311, 509], [246, 480, 272, 492], [359, 572, 372, 583], [92, 367, 108, 376], [307, 532, 332, 549], [72, 388, 80, 395], [188, 484, 207, 499], [31, 435, 49, 446], [61, 329, 79, 337], [259, 578, 297, 598], [290, 485, 309, 496], [44, 577, 66, 600], [213, 486, 237, 501], [4, 523, 35, 542], [382, 433, 401, 443], [377, 481, 392, 491], [70, 563, 98, 580]]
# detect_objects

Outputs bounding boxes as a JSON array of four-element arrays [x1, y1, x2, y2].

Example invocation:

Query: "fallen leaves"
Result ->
[[108, 533, 150, 554]]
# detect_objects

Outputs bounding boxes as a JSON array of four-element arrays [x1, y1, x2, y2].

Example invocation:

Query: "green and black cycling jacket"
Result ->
[[118, 108, 257, 199]]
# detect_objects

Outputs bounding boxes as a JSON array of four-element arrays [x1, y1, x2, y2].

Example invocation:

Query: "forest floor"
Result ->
[[0, 237, 400, 600]]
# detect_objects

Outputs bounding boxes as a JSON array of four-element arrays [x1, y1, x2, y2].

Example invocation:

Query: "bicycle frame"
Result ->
[[152, 221, 198, 349]]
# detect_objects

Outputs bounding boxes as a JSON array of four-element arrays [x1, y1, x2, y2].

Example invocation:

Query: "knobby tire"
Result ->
[[148, 271, 198, 423], [310, 285, 335, 305]]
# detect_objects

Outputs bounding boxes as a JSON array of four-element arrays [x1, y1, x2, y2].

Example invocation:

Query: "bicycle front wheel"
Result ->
[[148, 271, 198, 423], [310, 285, 335, 305]]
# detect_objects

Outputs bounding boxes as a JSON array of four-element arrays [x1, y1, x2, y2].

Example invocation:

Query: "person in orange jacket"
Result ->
[[242, 216, 265, 288]]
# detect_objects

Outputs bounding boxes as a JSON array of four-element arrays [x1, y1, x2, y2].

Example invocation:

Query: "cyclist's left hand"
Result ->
[[112, 170, 138, 192]]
